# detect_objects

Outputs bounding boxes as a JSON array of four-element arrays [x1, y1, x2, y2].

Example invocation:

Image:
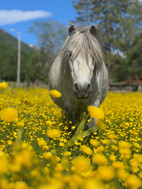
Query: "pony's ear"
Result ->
[[68, 25, 76, 36], [90, 25, 101, 36]]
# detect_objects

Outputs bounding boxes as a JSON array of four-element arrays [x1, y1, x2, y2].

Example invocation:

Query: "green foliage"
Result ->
[[72, 0, 142, 81], [125, 32, 142, 80], [29, 20, 67, 84], [0, 43, 36, 82], [29, 20, 67, 54], [0, 20, 67, 84], [0, 44, 17, 80], [0, 29, 35, 53], [0, 29, 37, 82]]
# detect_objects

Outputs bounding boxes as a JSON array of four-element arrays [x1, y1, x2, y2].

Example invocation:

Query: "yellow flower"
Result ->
[[109, 154, 116, 162], [16, 121, 25, 127], [90, 139, 99, 147], [0, 82, 8, 89], [80, 145, 92, 155], [87, 106, 104, 119], [0, 107, 18, 122], [112, 161, 124, 169], [81, 178, 104, 189], [97, 166, 115, 181], [0, 152, 8, 174], [125, 174, 141, 188], [72, 156, 91, 173], [118, 141, 131, 149], [117, 169, 128, 180], [13, 181, 28, 189], [92, 153, 108, 165], [47, 129, 61, 139], [138, 172, 142, 179], [38, 138, 47, 147], [59, 142, 64, 147], [64, 151, 71, 156], [49, 89, 62, 98], [43, 152, 52, 159]]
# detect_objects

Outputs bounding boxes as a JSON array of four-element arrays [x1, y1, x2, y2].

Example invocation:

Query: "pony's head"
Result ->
[[61, 25, 103, 99]]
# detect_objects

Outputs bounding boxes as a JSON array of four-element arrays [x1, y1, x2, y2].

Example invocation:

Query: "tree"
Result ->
[[29, 20, 67, 54], [0, 44, 17, 81], [73, 0, 142, 52], [72, 0, 142, 81], [29, 20, 67, 84], [125, 32, 142, 80]]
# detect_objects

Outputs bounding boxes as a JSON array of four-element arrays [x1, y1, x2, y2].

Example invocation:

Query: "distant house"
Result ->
[[123, 75, 141, 84], [109, 75, 142, 91]]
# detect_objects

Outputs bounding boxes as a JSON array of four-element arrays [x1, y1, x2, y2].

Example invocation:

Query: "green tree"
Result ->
[[72, 0, 142, 81], [125, 32, 142, 80], [29, 20, 67, 54], [73, 0, 142, 52], [0, 44, 17, 81], [29, 20, 67, 84]]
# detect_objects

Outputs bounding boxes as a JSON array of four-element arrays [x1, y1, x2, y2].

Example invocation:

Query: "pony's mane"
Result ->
[[59, 25, 104, 72]]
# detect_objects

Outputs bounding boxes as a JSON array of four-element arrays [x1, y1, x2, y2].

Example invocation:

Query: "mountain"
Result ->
[[0, 29, 35, 53]]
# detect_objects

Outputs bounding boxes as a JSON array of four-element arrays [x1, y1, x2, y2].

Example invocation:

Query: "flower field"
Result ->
[[0, 86, 142, 189]]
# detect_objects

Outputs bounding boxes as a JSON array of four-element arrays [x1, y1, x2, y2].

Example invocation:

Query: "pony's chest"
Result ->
[[63, 92, 95, 113]]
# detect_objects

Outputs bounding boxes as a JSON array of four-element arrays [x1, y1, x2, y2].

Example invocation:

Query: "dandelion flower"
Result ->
[[49, 89, 62, 98], [0, 152, 8, 173], [97, 166, 115, 181], [117, 169, 128, 180], [118, 141, 131, 149], [125, 174, 141, 188], [0, 82, 8, 89], [81, 178, 104, 189], [90, 139, 99, 147], [87, 106, 104, 119], [0, 107, 18, 122], [64, 151, 71, 156], [80, 145, 92, 155], [112, 161, 124, 169], [47, 129, 61, 139], [13, 181, 28, 189], [72, 156, 91, 173], [38, 138, 47, 147], [92, 153, 108, 165]]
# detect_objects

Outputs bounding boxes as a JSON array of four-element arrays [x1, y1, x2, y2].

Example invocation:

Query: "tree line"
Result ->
[[0, 0, 142, 84], [72, 0, 142, 81]]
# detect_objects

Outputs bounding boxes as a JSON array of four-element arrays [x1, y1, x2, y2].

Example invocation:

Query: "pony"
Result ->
[[49, 25, 108, 127]]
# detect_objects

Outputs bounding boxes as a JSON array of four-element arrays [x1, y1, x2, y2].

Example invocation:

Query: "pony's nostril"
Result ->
[[86, 83, 92, 92], [74, 83, 79, 92], [74, 83, 91, 92]]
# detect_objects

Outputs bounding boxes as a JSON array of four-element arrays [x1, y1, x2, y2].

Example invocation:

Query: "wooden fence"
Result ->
[[109, 82, 142, 92]]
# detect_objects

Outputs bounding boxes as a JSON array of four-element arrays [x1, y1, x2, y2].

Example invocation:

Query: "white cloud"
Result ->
[[0, 10, 52, 26]]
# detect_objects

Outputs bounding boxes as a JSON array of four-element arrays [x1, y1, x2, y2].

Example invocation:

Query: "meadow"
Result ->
[[0, 84, 142, 189]]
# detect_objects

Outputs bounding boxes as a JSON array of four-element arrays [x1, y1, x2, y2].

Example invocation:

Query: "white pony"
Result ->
[[49, 25, 108, 126]]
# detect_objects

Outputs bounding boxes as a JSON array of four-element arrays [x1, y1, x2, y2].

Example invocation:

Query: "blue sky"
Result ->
[[0, 0, 77, 45]]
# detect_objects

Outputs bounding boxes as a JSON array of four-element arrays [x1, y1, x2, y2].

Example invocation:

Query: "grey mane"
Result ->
[[59, 25, 104, 73]]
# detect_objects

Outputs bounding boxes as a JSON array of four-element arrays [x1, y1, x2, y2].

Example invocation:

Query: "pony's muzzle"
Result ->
[[73, 82, 92, 99]]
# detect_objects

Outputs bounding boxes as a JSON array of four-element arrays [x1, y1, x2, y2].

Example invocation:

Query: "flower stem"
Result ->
[[16, 127, 23, 144]]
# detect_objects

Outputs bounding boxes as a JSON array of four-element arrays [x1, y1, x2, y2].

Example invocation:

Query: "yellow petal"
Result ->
[[0, 107, 18, 122], [0, 82, 8, 89], [49, 90, 62, 98], [87, 106, 104, 119]]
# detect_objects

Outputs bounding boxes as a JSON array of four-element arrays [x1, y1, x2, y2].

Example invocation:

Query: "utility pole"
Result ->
[[10, 29, 21, 87]]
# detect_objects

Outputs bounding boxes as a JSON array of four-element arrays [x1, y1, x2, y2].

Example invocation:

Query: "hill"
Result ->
[[0, 29, 35, 53]]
